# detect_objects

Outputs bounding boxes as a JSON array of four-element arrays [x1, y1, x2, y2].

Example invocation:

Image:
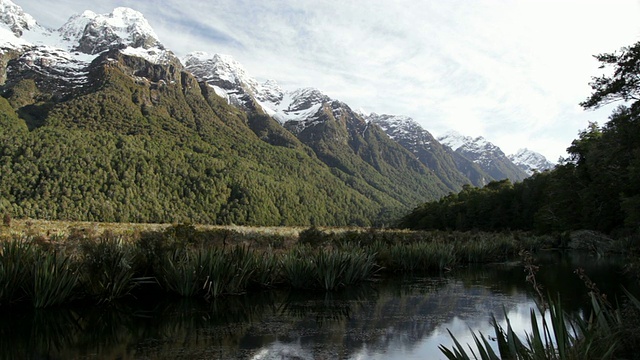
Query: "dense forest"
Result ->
[[1, 52, 435, 226], [400, 40, 640, 236]]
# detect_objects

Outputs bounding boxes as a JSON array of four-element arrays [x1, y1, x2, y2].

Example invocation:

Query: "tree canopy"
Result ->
[[401, 40, 640, 235]]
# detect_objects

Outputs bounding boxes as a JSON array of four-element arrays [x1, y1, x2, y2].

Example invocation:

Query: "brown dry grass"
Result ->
[[0, 218, 317, 241]]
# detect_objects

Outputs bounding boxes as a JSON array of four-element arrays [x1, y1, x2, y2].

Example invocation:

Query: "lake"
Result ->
[[1, 251, 634, 359]]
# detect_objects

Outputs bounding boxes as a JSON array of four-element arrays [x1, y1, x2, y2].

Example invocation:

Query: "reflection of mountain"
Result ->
[[0, 254, 630, 359]]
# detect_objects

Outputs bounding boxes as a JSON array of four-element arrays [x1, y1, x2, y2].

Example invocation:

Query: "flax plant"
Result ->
[[159, 248, 208, 297], [80, 235, 140, 303], [0, 238, 33, 305], [28, 249, 80, 308]]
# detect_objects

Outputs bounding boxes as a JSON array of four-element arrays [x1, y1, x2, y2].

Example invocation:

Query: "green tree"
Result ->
[[580, 41, 640, 109]]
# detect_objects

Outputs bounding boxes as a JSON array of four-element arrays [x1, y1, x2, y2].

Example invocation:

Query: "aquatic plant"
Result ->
[[281, 247, 377, 290], [0, 238, 33, 305], [28, 248, 80, 308], [280, 247, 316, 289], [80, 234, 141, 303], [202, 245, 255, 298], [159, 248, 209, 297], [388, 241, 455, 272], [439, 293, 621, 360], [247, 249, 280, 288]]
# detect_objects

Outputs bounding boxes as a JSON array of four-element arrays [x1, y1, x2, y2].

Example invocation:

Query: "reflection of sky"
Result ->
[[248, 267, 596, 360], [249, 279, 543, 360], [249, 297, 558, 360]]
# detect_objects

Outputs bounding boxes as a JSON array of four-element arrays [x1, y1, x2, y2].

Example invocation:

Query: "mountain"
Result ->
[[0, 1, 459, 226], [437, 131, 528, 182], [508, 148, 555, 175], [183, 52, 454, 208], [364, 113, 489, 188]]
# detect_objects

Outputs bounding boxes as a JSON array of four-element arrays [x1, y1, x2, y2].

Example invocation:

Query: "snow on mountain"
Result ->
[[508, 148, 555, 175], [367, 113, 432, 150], [438, 130, 528, 182], [1, 0, 173, 81], [438, 130, 503, 166], [183, 51, 286, 111], [438, 131, 480, 153], [0, 0, 37, 37], [0, 0, 50, 49], [183, 51, 336, 130], [57, 7, 172, 64]]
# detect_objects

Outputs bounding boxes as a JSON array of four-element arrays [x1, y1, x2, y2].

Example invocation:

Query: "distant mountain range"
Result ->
[[0, 0, 554, 225]]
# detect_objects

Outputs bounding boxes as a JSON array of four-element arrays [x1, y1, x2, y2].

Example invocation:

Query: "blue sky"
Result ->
[[17, 0, 640, 161]]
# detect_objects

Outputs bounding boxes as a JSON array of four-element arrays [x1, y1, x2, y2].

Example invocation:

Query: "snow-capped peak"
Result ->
[[367, 113, 435, 148], [58, 7, 162, 55], [0, 0, 53, 49], [0, 0, 37, 37], [183, 51, 257, 89], [438, 130, 472, 151], [508, 148, 555, 175], [355, 108, 370, 118], [286, 88, 328, 111], [183, 51, 285, 111]]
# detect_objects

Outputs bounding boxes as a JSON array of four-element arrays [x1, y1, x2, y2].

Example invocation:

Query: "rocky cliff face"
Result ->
[[438, 131, 529, 183], [508, 148, 555, 175], [366, 113, 489, 188]]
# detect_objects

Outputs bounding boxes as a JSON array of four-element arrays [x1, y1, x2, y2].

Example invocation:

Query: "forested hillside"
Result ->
[[399, 40, 640, 235], [0, 52, 406, 225]]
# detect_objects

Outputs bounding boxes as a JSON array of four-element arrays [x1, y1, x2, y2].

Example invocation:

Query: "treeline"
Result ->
[[0, 60, 401, 226], [400, 41, 640, 235], [0, 50, 451, 226]]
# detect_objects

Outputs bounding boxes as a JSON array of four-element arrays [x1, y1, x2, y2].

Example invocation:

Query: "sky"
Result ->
[[16, 0, 640, 161]]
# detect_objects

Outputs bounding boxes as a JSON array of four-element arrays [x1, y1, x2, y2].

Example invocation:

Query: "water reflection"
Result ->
[[1, 251, 634, 359]]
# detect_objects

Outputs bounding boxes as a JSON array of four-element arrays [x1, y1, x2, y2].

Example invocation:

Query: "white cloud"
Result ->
[[16, 0, 640, 161]]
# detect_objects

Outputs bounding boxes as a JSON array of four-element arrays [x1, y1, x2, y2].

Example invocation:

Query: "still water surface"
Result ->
[[1, 251, 634, 359]]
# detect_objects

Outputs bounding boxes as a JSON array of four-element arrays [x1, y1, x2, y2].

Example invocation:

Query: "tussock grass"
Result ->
[[28, 248, 80, 308], [0, 238, 33, 305], [1, 223, 556, 308]]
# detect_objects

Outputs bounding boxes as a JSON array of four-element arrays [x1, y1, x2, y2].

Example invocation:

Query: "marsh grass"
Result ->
[[0, 224, 561, 308], [248, 249, 280, 288], [28, 248, 80, 308], [80, 234, 141, 303], [281, 246, 378, 290], [159, 248, 209, 297], [0, 238, 33, 305], [388, 241, 456, 272], [440, 256, 640, 360], [440, 293, 624, 360]]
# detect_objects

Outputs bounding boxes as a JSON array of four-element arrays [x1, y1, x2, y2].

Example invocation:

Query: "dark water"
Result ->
[[1, 251, 635, 359]]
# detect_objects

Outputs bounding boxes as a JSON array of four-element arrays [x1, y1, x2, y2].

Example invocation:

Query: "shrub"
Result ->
[[27, 248, 80, 308], [80, 234, 139, 303], [0, 238, 33, 305], [297, 226, 328, 247], [2, 213, 10, 227]]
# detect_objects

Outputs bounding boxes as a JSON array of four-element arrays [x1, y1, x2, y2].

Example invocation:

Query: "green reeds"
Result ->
[[440, 294, 621, 360], [248, 249, 280, 288], [281, 247, 377, 290], [28, 248, 80, 308], [281, 247, 316, 289], [159, 245, 257, 298], [202, 245, 254, 298], [159, 248, 210, 297], [80, 235, 139, 303], [388, 241, 455, 272], [0, 238, 33, 305]]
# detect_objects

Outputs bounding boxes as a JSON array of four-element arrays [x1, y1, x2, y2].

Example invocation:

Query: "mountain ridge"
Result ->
[[0, 0, 547, 226], [438, 130, 529, 182]]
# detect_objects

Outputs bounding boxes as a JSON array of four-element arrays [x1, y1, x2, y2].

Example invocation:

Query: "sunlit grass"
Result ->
[[0, 222, 566, 308]]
